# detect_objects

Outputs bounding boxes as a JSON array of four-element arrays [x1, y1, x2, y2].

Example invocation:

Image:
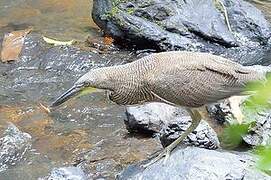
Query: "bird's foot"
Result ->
[[142, 144, 174, 168]]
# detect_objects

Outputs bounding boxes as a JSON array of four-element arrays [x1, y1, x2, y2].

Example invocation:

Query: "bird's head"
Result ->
[[50, 68, 112, 108]]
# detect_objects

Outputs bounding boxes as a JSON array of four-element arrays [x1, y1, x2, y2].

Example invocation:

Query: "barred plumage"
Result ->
[[76, 51, 266, 107]]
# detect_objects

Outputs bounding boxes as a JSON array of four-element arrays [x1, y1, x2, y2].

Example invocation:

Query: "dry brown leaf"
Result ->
[[39, 103, 51, 114], [1, 28, 32, 62], [103, 36, 114, 45]]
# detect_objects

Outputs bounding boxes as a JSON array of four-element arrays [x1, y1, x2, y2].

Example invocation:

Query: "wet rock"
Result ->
[[40, 166, 88, 180], [73, 129, 160, 179], [92, 0, 271, 65], [0, 123, 31, 172], [242, 112, 271, 146], [125, 103, 219, 149], [124, 103, 176, 134], [0, 33, 135, 105], [207, 100, 233, 124], [117, 146, 270, 180], [160, 118, 219, 149]]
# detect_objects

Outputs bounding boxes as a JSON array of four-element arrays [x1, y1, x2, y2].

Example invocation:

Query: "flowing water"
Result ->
[[0, 0, 160, 179], [1, 0, 271, 179], [0, 0, 98, 40]]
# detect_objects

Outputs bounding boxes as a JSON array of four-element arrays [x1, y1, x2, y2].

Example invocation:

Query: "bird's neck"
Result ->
[[108, 65, 138, 89], [95, 62, 145, 91]]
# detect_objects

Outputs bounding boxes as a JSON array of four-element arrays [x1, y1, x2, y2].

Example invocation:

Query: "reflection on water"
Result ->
[[0, 0, 98, 40]]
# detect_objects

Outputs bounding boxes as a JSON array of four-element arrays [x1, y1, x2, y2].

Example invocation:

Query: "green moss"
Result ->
[[126, 7, 135, 14], [105, 0, 135, 19], [112, 0, 129, 7], [111, 7, 120, 16], [155, 20, 162, 26], [105, 0, 127, 18], [105, 6, 120, 19]]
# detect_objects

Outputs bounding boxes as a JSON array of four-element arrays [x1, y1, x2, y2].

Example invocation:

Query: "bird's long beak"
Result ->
[[50, 85, 83, 108]]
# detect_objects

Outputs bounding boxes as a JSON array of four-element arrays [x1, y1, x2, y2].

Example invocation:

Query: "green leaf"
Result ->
[[255, 146, 271, 174], [220, 123, 250, 149]]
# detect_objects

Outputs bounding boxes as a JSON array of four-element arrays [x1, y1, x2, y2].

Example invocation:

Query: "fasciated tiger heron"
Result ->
[[51, 51, 269, 167]]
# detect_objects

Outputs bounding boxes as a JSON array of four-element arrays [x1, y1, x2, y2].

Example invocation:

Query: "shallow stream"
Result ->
[[1, 0, 271, 179]]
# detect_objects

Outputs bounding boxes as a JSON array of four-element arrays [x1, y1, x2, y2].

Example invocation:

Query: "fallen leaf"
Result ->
[[43, 36, 74, 46], [39, 103, 51, 114], [1, 28, 32, 62], [103, 35, 114, 45]]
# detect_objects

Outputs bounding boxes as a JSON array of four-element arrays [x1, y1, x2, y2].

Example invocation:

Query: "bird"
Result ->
[[50, 51, 269, 167]]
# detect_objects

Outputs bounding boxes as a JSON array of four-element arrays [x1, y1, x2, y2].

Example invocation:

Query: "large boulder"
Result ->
[[125, 102, 219, 149], [117, 146, 270, 180], [92, 0, 271, 65]]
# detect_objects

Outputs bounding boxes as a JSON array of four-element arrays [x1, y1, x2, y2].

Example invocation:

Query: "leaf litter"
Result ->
[[1, 28, 32, 62]]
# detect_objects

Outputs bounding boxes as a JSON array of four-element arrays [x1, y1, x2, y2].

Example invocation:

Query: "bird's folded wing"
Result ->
[[146, 66, 245, 107]]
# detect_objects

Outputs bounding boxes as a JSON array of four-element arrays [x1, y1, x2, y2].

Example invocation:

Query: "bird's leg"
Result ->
[[142, 108, 201, 168], [163, 108, 202, 162]]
